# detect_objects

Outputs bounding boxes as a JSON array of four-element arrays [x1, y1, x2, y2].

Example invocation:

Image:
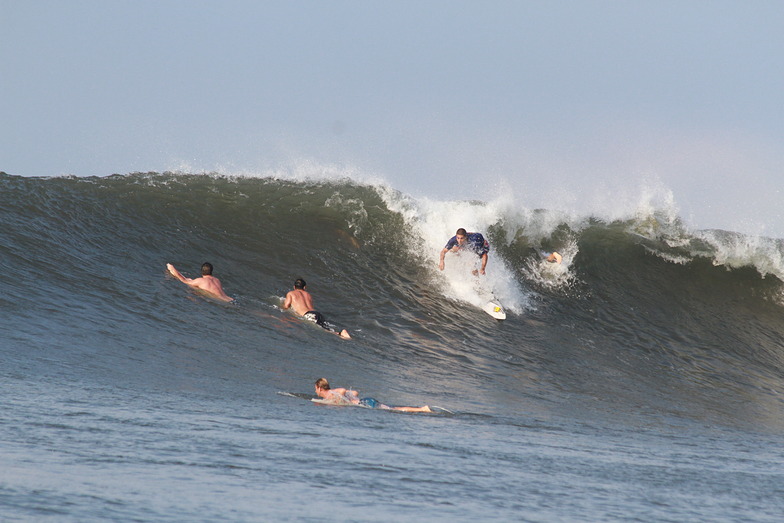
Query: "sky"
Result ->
[[2, 1, 784, 237]]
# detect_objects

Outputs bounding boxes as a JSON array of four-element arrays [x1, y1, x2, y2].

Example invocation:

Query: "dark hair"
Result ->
[[201, 262, 214, 275], [456, 228, 467, 236], [315, 378, 330, 390], [294, 278, 306, 289]]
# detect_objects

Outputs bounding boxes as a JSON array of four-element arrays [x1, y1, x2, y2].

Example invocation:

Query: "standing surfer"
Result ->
[[439, 228, 490, 275]]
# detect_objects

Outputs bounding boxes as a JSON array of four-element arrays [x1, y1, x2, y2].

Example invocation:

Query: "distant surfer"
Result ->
[[439, 228, 490, 275], [283, 279, 351, 339], [545, 252, 562, 264], [314, 378, 431, 413], [166, 262, 234, 302]]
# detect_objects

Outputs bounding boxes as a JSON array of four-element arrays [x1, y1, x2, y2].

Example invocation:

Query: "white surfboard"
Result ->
[[483, 301, 506, 320]]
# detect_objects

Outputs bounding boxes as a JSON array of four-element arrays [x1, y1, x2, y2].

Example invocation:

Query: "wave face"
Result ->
[[3, 171, 784, 427]]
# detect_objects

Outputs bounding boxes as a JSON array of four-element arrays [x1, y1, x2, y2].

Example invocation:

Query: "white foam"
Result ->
[[696, 230, 784, 280], [376, 192, 534, 313]]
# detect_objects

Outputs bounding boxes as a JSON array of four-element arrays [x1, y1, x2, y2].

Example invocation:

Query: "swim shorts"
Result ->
[[303, 310, 327, 326], [303, 310, 347, 336], [359, 397, 379, 408]]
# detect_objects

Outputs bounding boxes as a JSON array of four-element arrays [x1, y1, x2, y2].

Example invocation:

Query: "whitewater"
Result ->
[[2, 169, 784, 521]]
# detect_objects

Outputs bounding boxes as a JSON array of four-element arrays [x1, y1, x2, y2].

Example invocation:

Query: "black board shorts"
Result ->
[[303, 311, 338, 333]]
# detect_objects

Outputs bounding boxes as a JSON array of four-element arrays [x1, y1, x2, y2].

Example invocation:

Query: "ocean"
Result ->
[[2, 171, 784, 521]]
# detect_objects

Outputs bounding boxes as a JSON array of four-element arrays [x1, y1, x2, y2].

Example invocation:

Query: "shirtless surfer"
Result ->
[[283, 279, 351, 339], [439, 228, 490, 276], [166, 262, 234, 302], [545, 252, 563, 264], [314, 378, 431, 413]]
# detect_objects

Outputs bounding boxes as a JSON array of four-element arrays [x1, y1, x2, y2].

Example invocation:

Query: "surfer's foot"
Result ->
[[339, 329, 351, 339]]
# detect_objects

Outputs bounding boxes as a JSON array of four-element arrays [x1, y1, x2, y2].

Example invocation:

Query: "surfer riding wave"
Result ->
[[439, 228, 490, 276]]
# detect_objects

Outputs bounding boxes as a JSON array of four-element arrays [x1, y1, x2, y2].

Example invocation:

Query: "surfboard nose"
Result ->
[[483, 301, 507, 320]]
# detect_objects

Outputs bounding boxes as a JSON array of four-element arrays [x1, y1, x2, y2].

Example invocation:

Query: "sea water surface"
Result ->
[[2, 171, 784, 521]]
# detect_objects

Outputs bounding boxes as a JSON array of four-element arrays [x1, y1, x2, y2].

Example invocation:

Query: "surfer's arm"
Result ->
[[479, 253, 488, 274], [438, 248, 449, 270], [282, 292, 292, 310], [166, 263, 193, 284], [345, 389, 360, 404], [439, 236, 461, 270], [211, 282, 234, 302]]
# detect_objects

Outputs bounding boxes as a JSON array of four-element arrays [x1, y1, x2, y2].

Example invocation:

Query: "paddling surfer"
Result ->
[[314, 378, 431, 413], [439, 228, 490, 275], [283, 279, 351, 339], [166, 262, 234, 302]]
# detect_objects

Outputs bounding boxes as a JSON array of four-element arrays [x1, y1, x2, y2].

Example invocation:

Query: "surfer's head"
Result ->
[[455, 228, 468, 244], [294, 278, 306, 289], [201, 262, 214, 276], [315, 378, 330, 391]]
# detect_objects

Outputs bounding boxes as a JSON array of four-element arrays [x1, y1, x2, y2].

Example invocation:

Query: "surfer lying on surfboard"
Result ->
[[314, 378, 432, 412], [283, 279, 351, 339], [166, 262, 234, 302]]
